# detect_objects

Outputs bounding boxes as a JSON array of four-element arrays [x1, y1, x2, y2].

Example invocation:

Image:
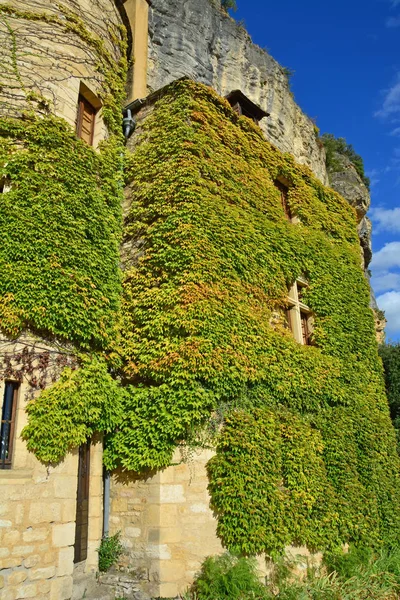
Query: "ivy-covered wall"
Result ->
[[112, 79, 400, 554], [15, 72, 400, 556], [0, 1, 127, 349]]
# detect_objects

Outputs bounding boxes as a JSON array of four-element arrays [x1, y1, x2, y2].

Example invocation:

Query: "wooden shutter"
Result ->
[[76, 95, 96, 145], [0, 382, 18, 469], [300, 312, 311, 345], [74, 440, 91, 563]]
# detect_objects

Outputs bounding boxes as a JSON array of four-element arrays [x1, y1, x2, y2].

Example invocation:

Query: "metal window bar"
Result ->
[[0, 382, 18, 469]]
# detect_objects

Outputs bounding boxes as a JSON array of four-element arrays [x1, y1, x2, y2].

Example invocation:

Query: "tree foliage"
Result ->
[[221, 0, 237, 11], [379, 342, 400, 445], [321, 133, 370, 190]]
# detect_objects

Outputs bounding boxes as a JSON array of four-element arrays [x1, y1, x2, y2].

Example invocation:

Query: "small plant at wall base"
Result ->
[[97, 532, 123, 572]]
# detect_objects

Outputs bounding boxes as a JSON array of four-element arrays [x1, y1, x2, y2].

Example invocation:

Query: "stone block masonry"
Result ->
[[110, 449, 269, 598]]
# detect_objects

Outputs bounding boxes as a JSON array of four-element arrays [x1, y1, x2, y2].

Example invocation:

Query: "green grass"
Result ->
[[176, 549, 400, 600]]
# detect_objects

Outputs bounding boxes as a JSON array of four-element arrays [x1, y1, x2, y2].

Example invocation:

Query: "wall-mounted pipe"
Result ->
[[103, 469, 111, 536], [123, 107, 136, 139]]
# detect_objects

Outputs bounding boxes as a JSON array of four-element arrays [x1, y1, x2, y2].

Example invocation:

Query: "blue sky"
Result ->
[[232, 0, 400, 341]]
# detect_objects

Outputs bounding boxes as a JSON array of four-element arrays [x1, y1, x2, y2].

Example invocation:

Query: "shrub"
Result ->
[[321, 133, 370, 190], [221, 0, 237, 11], [190, 553, 270, 599], [97, 531, 123, 572]]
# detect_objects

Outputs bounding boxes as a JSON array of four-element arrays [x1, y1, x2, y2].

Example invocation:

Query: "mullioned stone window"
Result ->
[[286, 278, 314, 345]]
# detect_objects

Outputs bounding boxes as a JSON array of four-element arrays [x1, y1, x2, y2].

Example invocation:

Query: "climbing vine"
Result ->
[[9, 60, 400, 557], [0, 3, 127, 348], [106, 80, 400, 552]]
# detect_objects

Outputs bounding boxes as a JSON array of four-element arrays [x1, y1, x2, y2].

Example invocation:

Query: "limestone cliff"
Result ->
[[146, 0, 328, 184]]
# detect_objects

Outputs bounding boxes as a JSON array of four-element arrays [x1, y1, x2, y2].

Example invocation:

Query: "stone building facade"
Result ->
[[0, 1, 381, 599]]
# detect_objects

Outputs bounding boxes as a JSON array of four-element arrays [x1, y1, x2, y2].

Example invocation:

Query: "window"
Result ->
[[286, 279, 313, 345], [225, 90, 269, 124], [76, 94, 96, 145], [0, 178, 11, 194], [0, 382, 19, 469], [274, 179, 292, 221]]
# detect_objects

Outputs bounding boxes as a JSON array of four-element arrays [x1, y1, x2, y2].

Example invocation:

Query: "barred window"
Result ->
[[0, 382, 19, 469]]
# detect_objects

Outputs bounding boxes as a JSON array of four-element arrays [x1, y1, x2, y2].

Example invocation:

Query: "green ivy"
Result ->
[[16, 69, 400, 555], [379, 342, 400, 448], [22, 356, 124, 463], [0, 4, 127, 347], [108, 79, 400, 551]]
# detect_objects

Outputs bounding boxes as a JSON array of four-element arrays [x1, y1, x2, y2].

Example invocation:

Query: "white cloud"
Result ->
[[386, 15, 400, 26], [375, 75, 400, 119], [370, 206, 400, 233], [370, 241, 400, 270], [371, 271, 400, 293], [376, 291, 400, 336], [390, 127, 400, 136]]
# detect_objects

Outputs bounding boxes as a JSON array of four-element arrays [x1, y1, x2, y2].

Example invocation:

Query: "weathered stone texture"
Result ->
[[328, 154, 370, 223], [146, 0, 328, 183], [109, 449, 228, 598], [0, 340, 104, 599], [0, 0, 124, 140]]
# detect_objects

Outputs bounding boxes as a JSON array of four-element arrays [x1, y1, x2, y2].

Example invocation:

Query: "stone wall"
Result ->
[[0, 337, 104, 600], [146, 0, 328, 183], [0, 0, 125, 141], [109, 449, 266, 599]]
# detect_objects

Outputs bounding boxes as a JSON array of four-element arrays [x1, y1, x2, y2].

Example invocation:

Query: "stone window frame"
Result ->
[[286, 277, 314, 345], [75, 82, 102, 147]]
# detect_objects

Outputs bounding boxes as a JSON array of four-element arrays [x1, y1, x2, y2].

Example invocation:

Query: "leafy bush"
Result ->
[[321, 133, 370, 190], [182, 550, 400, 600], [380, 343, 400, 425], [324, 545, 374, 580], [97, 531, 123, 573], [190, 553, 269, 599], [221, 0, 237, 11]]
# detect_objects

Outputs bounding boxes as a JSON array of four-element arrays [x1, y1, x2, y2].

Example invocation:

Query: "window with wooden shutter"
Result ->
[[300, 311, 312, 345], [76, 95, 96, 145], [0, 382, 19, 469]]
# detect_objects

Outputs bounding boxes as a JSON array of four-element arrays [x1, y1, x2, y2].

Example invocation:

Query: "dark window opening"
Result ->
[[300, 311, 312, 345], [225, 90, 269, 124], [1, 382, 19, 469], [274, 180, 292, 220], [76, 95, 96, 145], [0, 178, 10, 194]]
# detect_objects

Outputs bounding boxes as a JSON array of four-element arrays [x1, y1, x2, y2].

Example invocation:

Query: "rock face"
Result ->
[[147, 0, 328, 184], [327, 153, 372, 270], [326, 152, 383, 337], [328, 154, 370, 223]]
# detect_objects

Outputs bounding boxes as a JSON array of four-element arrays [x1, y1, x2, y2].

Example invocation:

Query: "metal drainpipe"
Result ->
[[102, 101, 139, 535], [103, 469, 111, 537], [123, 108, 136, 139], [102, 103, 135, 537]]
